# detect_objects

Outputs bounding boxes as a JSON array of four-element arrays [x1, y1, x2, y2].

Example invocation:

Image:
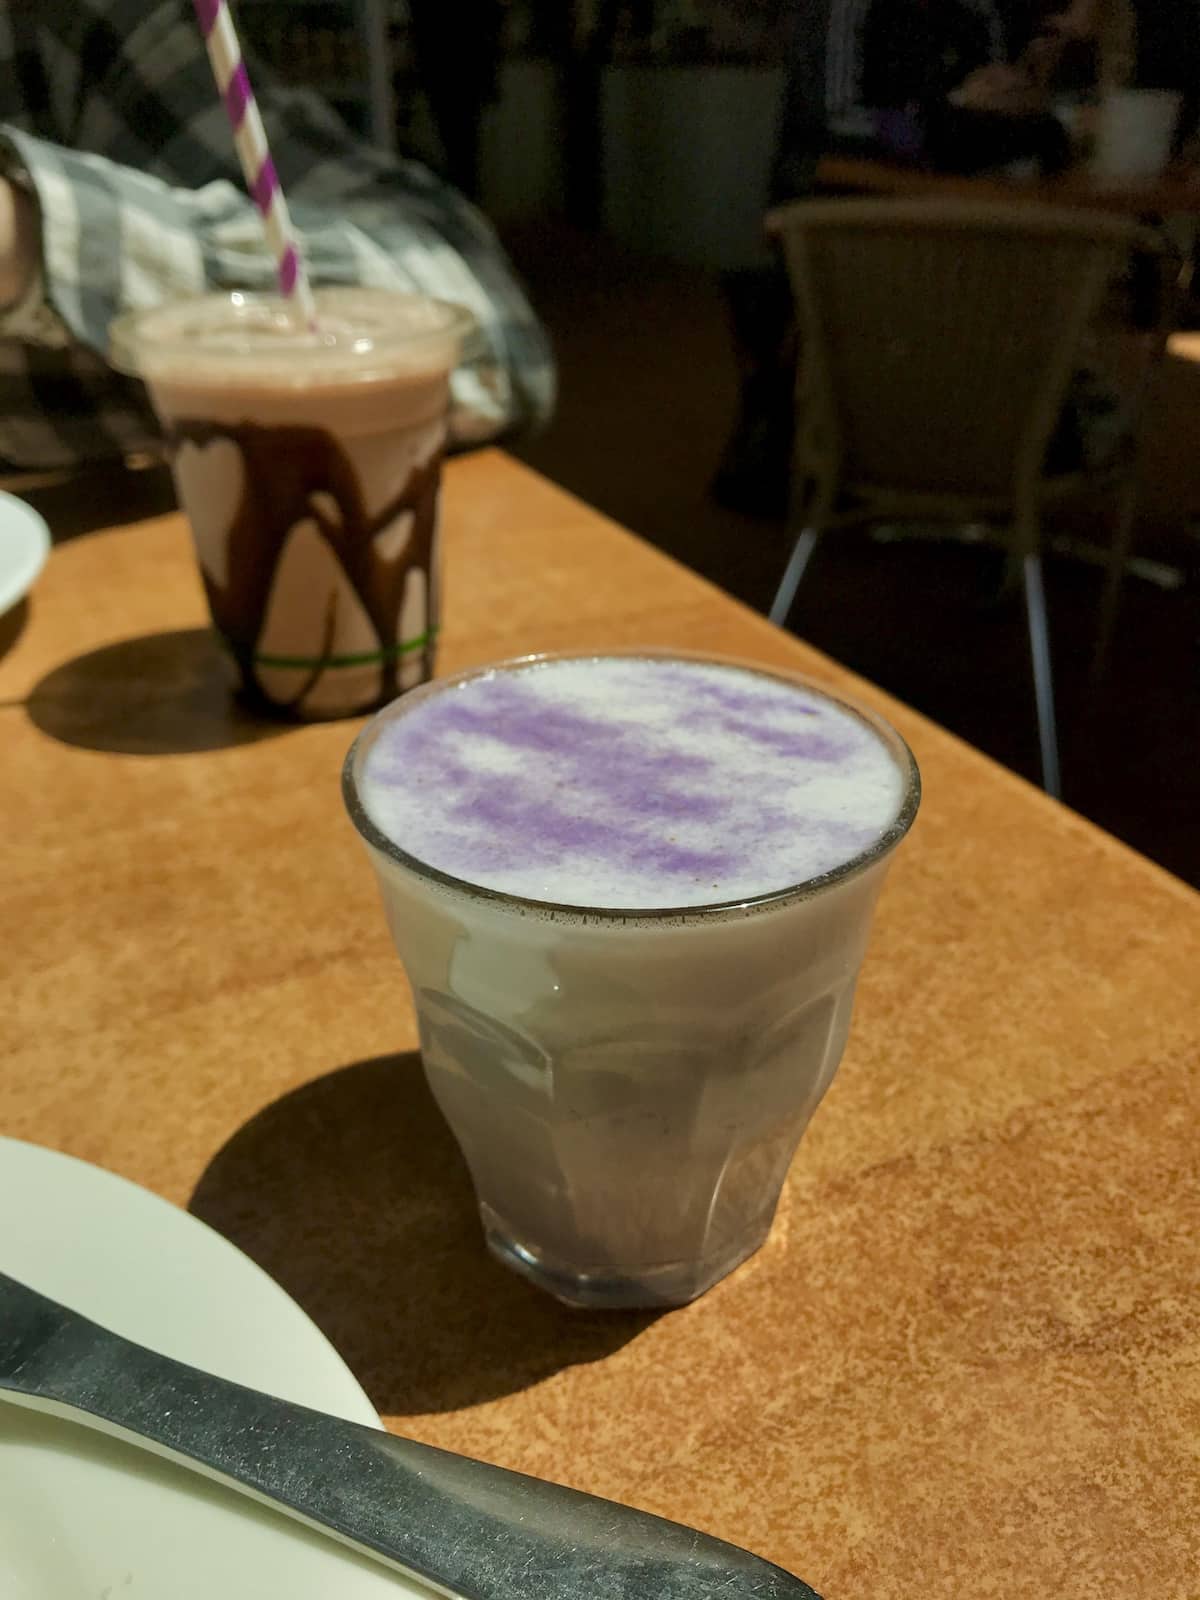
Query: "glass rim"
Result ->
[[109, 286, 475, 385], [342, 649, 921, 926]]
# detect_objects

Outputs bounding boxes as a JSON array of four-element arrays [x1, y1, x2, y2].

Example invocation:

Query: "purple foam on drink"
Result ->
[[358, 656, 907, 910]]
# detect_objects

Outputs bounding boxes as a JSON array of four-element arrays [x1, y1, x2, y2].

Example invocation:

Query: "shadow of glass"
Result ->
[[25, 628, 295, 755], [190, 1054, 655, 1416], [0, 596, 28, 664]]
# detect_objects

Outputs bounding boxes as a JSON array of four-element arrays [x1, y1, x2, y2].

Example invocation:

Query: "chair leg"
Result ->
[[1091, 477, 1139, 685], [769, 527, 820, 627], [1022, 551, 1063, 800]]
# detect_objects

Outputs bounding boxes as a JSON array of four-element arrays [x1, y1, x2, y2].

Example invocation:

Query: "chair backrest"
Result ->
[[768, 198, 1136, 503]]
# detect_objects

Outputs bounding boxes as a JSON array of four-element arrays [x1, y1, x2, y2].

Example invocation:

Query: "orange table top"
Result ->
[[2, 450, 1198, 1596]]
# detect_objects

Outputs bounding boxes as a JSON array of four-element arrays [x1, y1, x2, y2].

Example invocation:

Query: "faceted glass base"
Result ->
[[482, 1206, 775, 1310]]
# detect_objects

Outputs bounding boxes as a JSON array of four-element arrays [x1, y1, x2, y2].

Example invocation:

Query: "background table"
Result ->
[[815, 154, 1200, 216], [2, 451, 1199, 1597]]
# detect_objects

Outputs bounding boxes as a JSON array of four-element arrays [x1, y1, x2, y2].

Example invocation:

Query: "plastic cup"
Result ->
[[112, 287, 472, 718]]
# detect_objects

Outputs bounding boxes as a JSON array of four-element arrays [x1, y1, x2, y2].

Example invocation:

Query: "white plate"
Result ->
[[0, 491, 50, 614], [0, 1137, 429, 1599]]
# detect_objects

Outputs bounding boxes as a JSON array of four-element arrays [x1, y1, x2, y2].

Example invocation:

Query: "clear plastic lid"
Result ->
[[110, 287, 474, 388]]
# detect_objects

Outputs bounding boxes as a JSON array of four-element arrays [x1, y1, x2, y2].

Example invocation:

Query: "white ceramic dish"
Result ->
[[0, 1136, 429, 1599], [0, 491, 50, 613]]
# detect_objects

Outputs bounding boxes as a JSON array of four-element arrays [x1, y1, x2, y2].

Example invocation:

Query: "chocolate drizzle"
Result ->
[[169, 419, 443, 706]]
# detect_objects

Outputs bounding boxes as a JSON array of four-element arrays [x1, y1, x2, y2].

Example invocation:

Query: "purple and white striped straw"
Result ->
[[192, 0, 317, 325]]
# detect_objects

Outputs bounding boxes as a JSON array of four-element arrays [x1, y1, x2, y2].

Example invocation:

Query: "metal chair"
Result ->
[[766, 197, 1156, 798]]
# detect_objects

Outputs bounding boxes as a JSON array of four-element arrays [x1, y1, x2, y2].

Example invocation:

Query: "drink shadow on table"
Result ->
[[188, 1054, 656, 1414], [24, 628, 296, 755]]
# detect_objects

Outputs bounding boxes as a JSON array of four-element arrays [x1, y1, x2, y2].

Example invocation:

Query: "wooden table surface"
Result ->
[[816, 154, 1200, 215], [3, 450, 1199, 1597]]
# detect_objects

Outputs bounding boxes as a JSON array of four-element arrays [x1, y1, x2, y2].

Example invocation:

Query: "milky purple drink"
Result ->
[[345, 653, 919, 1307]]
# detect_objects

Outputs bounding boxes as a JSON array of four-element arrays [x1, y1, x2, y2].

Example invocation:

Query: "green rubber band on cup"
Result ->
[[246, 629, 438, 671]]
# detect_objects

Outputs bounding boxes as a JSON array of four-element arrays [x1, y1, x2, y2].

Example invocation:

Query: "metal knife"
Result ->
[[0, 1271, 821, 1600]]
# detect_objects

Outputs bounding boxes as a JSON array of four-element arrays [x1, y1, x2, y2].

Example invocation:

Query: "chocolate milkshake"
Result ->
[[112, 288, 471, 717]]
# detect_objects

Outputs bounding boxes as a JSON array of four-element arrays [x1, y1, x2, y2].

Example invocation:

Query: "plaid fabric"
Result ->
[[0, 0, 555, 468]]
